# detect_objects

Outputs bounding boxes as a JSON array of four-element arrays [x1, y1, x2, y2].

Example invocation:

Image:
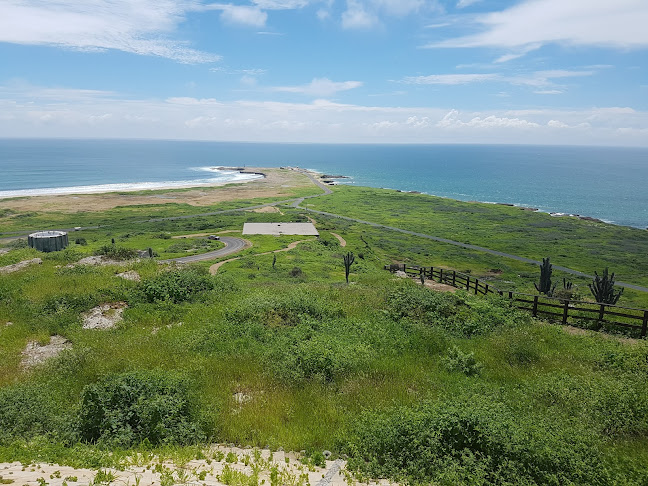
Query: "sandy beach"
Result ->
[[0, 168, 313, 214]]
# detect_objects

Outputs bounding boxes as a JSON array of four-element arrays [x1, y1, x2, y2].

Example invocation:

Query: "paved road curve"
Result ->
[[160, 236, 249, 264]]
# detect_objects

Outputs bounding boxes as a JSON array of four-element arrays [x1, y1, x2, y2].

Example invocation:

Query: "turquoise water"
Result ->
[[0, 139, 646, 228]]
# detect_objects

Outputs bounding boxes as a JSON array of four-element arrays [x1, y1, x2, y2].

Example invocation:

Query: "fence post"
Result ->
[[532, 295, 539, 317], [466, 276, 470, 291], [508, 291, 513, 299], [439, 268, 443, 283], [642, 311, 648, 338], [562, 300, 569, 325], [498, 290, 503, 296], [474, 279, 479, 295], [485, 283, 489, 295], [403, 264, 406, 274], [452, 270, 456, 287]]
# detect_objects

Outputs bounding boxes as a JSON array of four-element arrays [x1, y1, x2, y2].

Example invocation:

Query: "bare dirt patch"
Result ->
[[82, 302, 128, 330], [0, 258, 42, 274], [21, 335, 71, 368], [330, 232, 347, 247], [248, 205, 282, 214], [0, 168, 311, 214], [424, 280, 458, 293], [66, 255, 126, 267]]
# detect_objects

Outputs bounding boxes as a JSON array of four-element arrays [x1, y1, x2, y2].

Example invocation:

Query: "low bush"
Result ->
[[138, 268, 214, 303], [343, 394, 609, 485], [265, 326, 373, 383], [387, 284, 526, 337], [95, 245, 137, 261], [0, 384, 69, 444], [442, 346, 482, 376], [78, 371, 204, 447]]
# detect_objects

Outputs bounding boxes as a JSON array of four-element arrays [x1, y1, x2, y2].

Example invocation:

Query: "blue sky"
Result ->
[[0, 0, 647, 145]]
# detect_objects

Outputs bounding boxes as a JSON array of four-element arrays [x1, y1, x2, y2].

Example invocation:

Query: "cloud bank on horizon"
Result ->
[[0, 0, 646, 145]]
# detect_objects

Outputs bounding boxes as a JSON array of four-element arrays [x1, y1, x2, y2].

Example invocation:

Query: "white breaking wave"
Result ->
[[0, 168, 263, 199]]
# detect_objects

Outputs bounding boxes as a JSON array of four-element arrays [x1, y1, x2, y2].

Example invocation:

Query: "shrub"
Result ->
[[387, 285, 526, 337], [139, 268, 214, 303], [78, 371, 204, 447], [442, 346, 482, 376], [95, 245, 137, 261], [74, 238, 87, 246], [0, 384, 68, 444], [343, 395, 608, 485], [266, 330, 373, 383]]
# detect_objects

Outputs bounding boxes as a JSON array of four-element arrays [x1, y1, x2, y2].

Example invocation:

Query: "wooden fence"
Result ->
[[385, 263, 648, 338]]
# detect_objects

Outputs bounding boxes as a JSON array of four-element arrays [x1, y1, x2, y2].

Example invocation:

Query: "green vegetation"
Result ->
[[534, 257, 556, 296], [1, 183, 648, 483]]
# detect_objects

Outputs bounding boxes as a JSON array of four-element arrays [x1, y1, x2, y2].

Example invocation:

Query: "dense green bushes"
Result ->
[[78, 371, 204, 447], [387, 284, 527, 336], [343, 394, 608, 485], [138, 268, 214, 303], [0, 384, 68, 444]]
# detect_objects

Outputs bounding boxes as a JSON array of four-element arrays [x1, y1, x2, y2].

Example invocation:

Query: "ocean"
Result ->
[[0, 139, 647, 229]]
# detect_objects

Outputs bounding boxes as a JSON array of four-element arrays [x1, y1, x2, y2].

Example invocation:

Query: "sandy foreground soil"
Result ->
[[0, 168, 312, 214], [0, 446, 393, 486]]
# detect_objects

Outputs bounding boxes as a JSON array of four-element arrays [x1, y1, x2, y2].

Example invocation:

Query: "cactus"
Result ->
[[272, 253, 277, 269], [148, 247, 153, 258], [534, 257, 556, 296], [589, 268, 624, 304], [562, 278, 573, 290], [419, 267, 426, 285], [343, 251, 355, 284]]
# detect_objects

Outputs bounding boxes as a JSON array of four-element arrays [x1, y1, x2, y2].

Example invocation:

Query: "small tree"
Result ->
[[534, 257, 556, 296], [589, 268, 624, 304], [343, 251, 355, 284]]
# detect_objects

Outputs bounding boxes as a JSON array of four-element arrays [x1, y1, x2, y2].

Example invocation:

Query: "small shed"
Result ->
[[28, 231, 69, 252]]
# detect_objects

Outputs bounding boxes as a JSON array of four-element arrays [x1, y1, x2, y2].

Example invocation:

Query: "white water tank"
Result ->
[[28, 231, 69, 252]]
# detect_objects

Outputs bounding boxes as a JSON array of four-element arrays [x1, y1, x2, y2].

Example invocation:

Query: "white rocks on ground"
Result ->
[[0, 258, 42, 274], [116, 270, 140, 281], [82, 302, 127, 330], [21, 335, 72, 368]]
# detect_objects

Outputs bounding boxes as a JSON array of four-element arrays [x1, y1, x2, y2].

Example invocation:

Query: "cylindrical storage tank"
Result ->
[[28, 231, 69, 252]]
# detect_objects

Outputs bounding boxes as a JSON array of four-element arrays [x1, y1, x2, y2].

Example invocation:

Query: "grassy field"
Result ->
[[1, 183, 648, 484]]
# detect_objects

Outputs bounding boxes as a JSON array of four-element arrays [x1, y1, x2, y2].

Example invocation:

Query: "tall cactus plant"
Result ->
[[589, 268, 624, 304], [534, 257, 556, 296], [343, 251, 355, 284]]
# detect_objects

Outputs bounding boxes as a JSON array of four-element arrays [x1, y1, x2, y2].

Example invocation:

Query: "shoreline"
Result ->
[[0, 167, 265, 200], [302, 168, 629, 228]]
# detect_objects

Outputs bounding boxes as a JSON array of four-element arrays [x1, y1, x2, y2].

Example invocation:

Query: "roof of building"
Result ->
[[242, 222, 319, 236]]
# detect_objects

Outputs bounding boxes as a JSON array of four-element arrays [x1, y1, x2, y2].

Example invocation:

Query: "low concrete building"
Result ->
[[242, 222, 319, 236]]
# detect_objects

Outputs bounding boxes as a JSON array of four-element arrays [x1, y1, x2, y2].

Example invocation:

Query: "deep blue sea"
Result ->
[[1, 139, 647, 228]]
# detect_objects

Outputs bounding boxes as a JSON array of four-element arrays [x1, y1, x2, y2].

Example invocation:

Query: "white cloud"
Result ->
[[437, 109, 540, 129], [0, 0, 220, 63], [271, 78, 363, 97], [400, 70, 594, 89], [403, 74, 498, 85], [252, 0, 311, 8], [212, 4, 268, 27], [2, 83, 648, 146], [429, 0, 648, 49], [456, 0, 481, 8], [341, 0, 379, 29], [535, 90, 563, 95]]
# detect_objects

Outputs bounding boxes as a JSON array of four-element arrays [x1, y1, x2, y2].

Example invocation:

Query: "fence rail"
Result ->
[[385, 263, 648, 337]]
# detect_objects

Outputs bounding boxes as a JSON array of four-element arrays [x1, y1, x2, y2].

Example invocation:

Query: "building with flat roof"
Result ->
[[242, 222, 319, 236]]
